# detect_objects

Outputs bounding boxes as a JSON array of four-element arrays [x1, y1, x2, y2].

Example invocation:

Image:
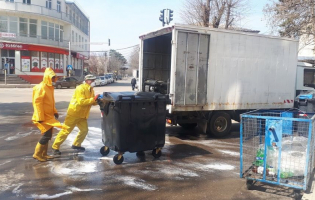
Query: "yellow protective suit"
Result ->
[[52, 82, 97, 150], [32, 68, 63, 134]]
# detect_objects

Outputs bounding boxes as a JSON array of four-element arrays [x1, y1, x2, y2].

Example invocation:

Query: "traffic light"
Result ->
[[108, 38, 110, 46], [159, 9, 165, 26], [169, 10, 173, 23]]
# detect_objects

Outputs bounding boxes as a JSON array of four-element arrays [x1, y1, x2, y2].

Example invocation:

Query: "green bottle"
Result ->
[[255, 149, 264, 166]]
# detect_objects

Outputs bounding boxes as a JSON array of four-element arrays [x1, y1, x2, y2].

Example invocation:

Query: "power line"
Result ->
[[76, 44, 139, 53]]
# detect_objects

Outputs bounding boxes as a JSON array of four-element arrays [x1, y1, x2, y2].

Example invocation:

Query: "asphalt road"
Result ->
[[0, 79, 311, 200]]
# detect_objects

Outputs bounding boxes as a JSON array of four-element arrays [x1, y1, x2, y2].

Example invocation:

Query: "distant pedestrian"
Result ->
[[131, 77, 136, 91], [52, 74, 100, 155], [32, 68, 64, 162]]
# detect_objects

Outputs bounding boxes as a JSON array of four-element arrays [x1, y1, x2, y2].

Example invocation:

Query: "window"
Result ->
[[9, 17, 17, 33], [57, 1, 61, 13], [48, 53, 54, 69], [55, 24, 59, 41], [60, 25, 63, 42], [85, 39, 87, 50], [79, 35, 81, 47], [6, 0, 14, 2], [49, 22, 54, 40], [31, 51, 40, 72], [0, 16, 8, 32], [66, 6, 68, 16], [41, 21, 48, 39], [29, 19, 37, 38], [69, 10, 72, 21], [72, 30, 74, 42], [76, 33, 77, 43], [41, 52, 48, 69], [46, 0, 51, 9], [19, 18, 28, 37], [72, 13, 75, 24], [23, 0, 31, 4]]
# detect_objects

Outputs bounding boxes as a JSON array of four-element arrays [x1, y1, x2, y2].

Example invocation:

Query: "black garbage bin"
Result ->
[[98, 92, 170, 164]]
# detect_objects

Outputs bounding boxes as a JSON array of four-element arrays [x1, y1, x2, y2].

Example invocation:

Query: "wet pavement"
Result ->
[[0, 80, 311, 199]]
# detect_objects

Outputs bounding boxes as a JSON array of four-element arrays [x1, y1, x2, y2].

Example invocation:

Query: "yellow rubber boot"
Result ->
[[33, 143, 47, 162], [42, 144, 54, 160]]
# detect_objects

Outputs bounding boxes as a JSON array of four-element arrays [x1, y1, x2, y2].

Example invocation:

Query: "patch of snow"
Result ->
[[68, 186, 101, 192], [12, 183, 23, 196]]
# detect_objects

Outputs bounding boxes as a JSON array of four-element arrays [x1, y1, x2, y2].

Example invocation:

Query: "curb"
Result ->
[[0, 84, 35, 88]]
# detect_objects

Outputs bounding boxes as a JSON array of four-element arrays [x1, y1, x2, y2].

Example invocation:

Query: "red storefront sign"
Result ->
[[76, 52, 88, 60], [0, 42, 69, 55]]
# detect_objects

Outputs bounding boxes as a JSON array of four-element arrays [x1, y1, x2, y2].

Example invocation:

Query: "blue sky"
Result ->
[[75, 0, 271, 59]]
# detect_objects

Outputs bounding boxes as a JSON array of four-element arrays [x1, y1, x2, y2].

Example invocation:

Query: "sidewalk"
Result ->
[[0, 84, 35, 88]]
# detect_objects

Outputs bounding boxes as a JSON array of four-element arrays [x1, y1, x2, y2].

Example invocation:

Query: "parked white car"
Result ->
[[91, 77, 101, 87], [100, 76, 107, 86], [105, 74, 113, 83]]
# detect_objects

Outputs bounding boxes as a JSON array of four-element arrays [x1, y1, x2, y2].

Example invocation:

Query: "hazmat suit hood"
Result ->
[[43, 67, 56, 86]]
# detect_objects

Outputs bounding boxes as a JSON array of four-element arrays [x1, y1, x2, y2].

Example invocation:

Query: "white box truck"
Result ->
[[138, 24, 299, 137]]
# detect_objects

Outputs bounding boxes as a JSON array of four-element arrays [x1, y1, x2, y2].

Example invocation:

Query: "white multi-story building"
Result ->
[[0, 0, 90, 83]]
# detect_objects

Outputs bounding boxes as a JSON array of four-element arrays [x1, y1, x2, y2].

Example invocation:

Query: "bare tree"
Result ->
[[264, 0, 315, 51], [180, 0, 250, 29], [85, 53, 106, 75], [129, 46, 140, 70]]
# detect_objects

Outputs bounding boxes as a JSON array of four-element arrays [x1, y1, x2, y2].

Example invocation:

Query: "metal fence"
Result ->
[[240, 109, 315, 191]]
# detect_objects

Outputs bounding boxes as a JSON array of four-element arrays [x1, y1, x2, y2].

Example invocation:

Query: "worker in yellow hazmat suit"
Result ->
[[32, 68, 64, 162], [52, 74, 100, 155]]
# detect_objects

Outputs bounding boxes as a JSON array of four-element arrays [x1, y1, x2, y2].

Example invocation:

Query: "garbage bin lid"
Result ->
[[299, 93, 313, 100], [102, 92, 164, 102]]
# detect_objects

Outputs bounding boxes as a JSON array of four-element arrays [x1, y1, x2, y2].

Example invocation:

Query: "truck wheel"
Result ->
[[178, 123, 197, 130], [208, 112, 231, 137]]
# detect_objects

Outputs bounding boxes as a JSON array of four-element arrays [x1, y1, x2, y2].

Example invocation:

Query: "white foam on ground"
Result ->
[[12, 183, 23, 196], [0, 160, 11, 166], [68, 186, 101, 192], [5, 130, 39, 141], [27, 191, 72, 199], [0, 170, 24, 192], [202, 163, 235, 171], [117, 176, 157, 191], [219, 150, 240, 157], [50, 161, 97, 176], [159, 166, 199, 177]]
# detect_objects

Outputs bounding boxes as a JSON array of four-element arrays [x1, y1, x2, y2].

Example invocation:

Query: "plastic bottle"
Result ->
[[255, 149, 264, 166], [280, 171, 294, 179]]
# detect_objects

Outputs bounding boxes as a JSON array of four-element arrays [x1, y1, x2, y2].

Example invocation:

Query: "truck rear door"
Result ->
[[174, 31, 210, 106]]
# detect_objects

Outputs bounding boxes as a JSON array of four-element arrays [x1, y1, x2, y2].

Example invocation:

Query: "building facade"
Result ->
[[0, 0, 90, 83]]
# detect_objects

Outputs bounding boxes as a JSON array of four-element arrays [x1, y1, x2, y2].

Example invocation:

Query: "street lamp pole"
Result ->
[[68, 40, 71, 77]]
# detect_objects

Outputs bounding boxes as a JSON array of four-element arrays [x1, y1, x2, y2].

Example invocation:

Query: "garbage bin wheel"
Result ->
[[100, 146, 110, 156], [113, 154, 124, 165], [246, 179, 254, 190], [152, 149, 162, 158]]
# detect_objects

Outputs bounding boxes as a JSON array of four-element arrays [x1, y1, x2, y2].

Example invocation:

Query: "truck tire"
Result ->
[[179, 123, 197, 130], [208, 112, 231, 138]]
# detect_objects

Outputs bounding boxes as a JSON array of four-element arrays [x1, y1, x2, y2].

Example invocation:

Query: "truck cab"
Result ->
[[296, 62, 315, 96]]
